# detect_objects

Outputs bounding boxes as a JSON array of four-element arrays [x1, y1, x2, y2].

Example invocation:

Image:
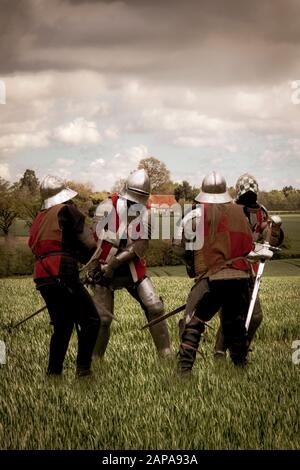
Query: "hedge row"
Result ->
[[0, 241, 183, 277], [0, 244, 35, 277]]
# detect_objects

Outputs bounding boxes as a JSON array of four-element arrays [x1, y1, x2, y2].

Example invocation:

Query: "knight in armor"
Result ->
[[88, 169, 172, 359], [176, 171, 253, 376], [214, 173, 284, 357], [28, 176, 100, 377]]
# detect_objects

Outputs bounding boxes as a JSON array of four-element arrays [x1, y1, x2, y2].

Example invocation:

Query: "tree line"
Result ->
[[1, 159, 299, 240]]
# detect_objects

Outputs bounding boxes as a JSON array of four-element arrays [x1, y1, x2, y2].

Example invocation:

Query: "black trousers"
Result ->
[[179, 278, 250, 371], [39, 282, 100, 374], [214, 277, 263, 353]]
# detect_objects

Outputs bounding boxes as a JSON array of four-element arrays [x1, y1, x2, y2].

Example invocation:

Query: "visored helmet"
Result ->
[[120, 169, 150, 205], [235, 173, 259, 200], [194, 171, 232, 204], [40, 175, 77, 209]]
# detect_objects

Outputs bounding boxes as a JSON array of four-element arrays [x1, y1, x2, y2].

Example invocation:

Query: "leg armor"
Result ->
[[136, 277, 172, 357], [178, 315, 205, 375], [92, 284, 114, 357]]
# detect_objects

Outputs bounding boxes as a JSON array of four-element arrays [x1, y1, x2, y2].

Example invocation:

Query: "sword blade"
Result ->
[[245, 261, 265, 331], [11, 305, 47, 329], [140, 303, 186, 331]]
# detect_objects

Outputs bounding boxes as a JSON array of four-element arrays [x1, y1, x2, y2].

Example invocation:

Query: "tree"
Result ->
[[19, 195, 42, 228], [259, 190, 287, 211], [13, 170, 42, 227], [0, 178, 20, 241], [19, 169, 39, 195], [282, 185, 294, 197], [228, 186, 236, 199], [138, 157, 172, 194], [66, 180, 94, 216], [286, 190, 300, 210], [174, 180, 199, 202]]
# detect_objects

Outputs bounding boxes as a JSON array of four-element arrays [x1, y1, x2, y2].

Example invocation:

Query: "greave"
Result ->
[[92, 284, 114, 358], [93, 325, 111, 358], [136, 277, 172, 357], [149, 320, 172, 357]]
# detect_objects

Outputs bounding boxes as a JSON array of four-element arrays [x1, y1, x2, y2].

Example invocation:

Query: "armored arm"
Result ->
[[261, 215, 284, 247], [101, 245, 137, 278]]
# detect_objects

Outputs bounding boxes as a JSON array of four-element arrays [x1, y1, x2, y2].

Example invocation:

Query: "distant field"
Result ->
[[280, 214, 300, 255], [148, 259, 300, 277]]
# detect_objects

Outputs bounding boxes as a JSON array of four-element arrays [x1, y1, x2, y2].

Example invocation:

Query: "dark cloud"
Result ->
[[1, 0, 300, 85], [0, 0, 35, 73]]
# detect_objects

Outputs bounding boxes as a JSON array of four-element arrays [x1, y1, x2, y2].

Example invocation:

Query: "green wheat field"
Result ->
[[0, 272, 299, 450]]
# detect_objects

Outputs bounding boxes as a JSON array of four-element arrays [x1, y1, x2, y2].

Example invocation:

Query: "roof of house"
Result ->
[[149, 194, 177, 207]]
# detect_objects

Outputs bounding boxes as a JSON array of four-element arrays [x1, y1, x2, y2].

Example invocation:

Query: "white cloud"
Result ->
[[85, 145, 149, 190], [0, 163, 11, 180], [224, 145, 237, 153], [260, 148, 291, 165], [114, 144, 148, 163], [54, 117, 101, 145], [173, 136, 216, 148], [0, 69, 299, 190], [0, 131, 50, 152], [5, 71, 107, 105], [104, 126, 120, 140], [138, 108, 245, 136], [90, 158, 105, 168]]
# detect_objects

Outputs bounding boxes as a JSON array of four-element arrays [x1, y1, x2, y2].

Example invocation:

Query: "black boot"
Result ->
[[177, 316, 205, 376], [76, 367, 92, 378]]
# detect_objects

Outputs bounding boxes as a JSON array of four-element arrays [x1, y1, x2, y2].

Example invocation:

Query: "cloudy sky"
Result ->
[[0, 0, 300, 191]]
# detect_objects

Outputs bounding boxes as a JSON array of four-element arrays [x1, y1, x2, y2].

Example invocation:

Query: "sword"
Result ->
[[245, 215, 282, 331], [3, 305, 47, 332], [140, 303, 186, 330], [3, 288, 117, 333], [245, 260, 265, 331]]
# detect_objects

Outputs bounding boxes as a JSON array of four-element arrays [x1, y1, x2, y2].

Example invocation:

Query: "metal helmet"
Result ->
[[40, 175, 78, 209], [195, 171, 232, 204], [235, 173, 259, 200], [120, 169, 151, 204]]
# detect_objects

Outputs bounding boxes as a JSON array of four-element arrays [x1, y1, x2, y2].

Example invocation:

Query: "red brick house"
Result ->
[[148, 195, 178, 214]]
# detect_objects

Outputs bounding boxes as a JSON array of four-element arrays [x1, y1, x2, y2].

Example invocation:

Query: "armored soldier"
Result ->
[[177, 172, 253, 376], [89, 169, 172, 358], [28, 176, 100, 377], [214, 173, 284, 357]]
